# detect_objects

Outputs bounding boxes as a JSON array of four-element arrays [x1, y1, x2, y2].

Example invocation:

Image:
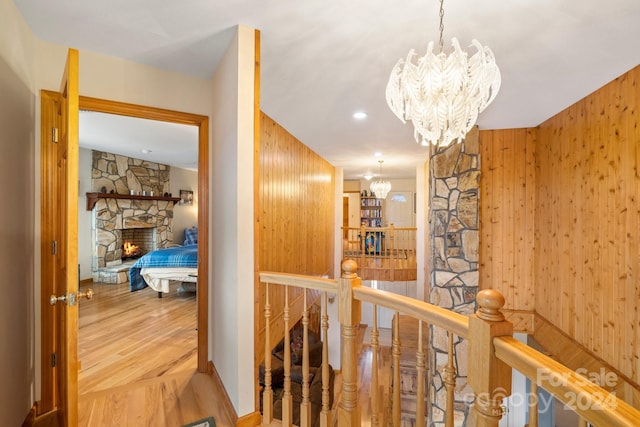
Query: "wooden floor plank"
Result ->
[[78, 282, 234, 426]]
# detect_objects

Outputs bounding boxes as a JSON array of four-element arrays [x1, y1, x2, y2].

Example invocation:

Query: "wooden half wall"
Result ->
[[255, 111, 335, 364], [478, 65, 640, 385], [535, 66, 640, 383]]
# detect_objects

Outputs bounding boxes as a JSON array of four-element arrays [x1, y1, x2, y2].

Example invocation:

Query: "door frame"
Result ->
[[39, 94, 210, 418], [78, 95, 210, 372]]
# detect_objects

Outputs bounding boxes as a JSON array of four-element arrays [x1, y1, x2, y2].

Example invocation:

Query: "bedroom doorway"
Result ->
[[39, 92, 209, 415], [78, 95, 209, 378]]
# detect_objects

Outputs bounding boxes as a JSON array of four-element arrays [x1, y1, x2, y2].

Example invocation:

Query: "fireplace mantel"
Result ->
[[86, 192, 181, 210]]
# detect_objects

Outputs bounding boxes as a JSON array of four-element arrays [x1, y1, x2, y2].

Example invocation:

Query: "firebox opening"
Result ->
[[122, 241, 143, 260], [120, 227, 157, 261]]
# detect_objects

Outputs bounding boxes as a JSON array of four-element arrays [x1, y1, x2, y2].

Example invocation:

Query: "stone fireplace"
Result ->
[[90, 151, 175, 284]]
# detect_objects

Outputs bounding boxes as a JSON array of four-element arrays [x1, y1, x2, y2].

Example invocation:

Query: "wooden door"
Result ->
[[41, 48, 80, 426]]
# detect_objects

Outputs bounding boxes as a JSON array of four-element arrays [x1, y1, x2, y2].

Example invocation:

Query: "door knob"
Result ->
[[78, 288, 94, 301], [50, 289, 94, 306], [50, 294, 67, 305]]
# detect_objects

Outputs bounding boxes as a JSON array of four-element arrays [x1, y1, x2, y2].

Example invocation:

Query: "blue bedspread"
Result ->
[[129, 244, 198, 291]]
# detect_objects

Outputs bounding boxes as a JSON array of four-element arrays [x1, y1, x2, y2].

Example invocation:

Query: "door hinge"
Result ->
[[51, 352, 57, 367], [52, 127, 59, 143], [51, 240, 57, 255]]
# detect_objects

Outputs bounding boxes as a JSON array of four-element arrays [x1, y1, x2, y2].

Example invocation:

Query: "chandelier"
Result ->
[[385, 0, 501, 147], [370, 160, 391, 199]]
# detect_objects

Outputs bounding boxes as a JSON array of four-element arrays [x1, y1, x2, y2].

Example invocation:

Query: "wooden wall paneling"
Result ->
[[523, 129, 536, 311], [535, 65, 640, 384], [256, 112, 335, 365], [605, 81, 619, 368], [559, 105, 574, 337], [593, 86, 606, 358], [492, 131, 505, 304], [622, 70, 639, 378], [548, 120, 560, 330], [572, 102, 585, 348], [479, 130, 493, 293], [533, 125, 549, 322], [579, 97, 594, 354], [623, 71, 639, 378], [479, 129, 536, 311], [502, 131, 516, 308], [512, 130, 525, 308]]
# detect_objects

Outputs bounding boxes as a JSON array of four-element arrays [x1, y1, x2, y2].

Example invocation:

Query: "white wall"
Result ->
[[415, 164, 425, 302], [211, 25, 256, 416], [499, 333, 529, 427], [331, 168, 345, 368], [360, 178, 416, 227], [170, 167, 198, 244], [0, 1, 36, 425]]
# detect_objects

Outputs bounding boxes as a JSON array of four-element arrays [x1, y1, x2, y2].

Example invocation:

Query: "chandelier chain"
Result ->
[[438, 0, 445, 53]]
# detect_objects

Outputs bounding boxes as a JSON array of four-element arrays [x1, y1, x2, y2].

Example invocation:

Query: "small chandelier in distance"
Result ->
[[385, 0, 501, 148], [370, 160, 391, 199]]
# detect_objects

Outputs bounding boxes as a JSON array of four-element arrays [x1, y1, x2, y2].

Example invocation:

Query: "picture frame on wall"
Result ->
[[179, 189, 193, 205]]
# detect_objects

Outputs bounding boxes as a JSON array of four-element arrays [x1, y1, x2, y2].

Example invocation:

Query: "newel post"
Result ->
[[337, 260, 362, 426], [468, 289, 513, 427]]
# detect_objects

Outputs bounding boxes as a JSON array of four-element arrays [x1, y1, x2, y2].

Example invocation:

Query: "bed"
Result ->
[[129, 244, 198, 294]]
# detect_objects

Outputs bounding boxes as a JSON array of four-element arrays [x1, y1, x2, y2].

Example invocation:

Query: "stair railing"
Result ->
[[341, 224, 417, 281], [259, 261, 640, 427]]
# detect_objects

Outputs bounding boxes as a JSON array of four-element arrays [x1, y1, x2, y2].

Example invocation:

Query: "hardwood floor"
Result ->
[[77, 282, 404, 426], [78, 282, 234, 426], [331, 325, 394, 426]]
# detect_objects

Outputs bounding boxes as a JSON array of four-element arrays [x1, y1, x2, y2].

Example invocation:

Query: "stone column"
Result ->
[[427, 127, 480, 426]]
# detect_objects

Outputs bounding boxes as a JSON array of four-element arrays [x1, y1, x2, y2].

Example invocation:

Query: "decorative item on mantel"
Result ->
[[385, 0, 501, 148]]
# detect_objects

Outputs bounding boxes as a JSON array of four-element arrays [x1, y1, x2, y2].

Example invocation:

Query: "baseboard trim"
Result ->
[[208, 361, 239, 424], [236, 412, 261, 427], [501, 309, 535, 334], [21, 405, 35, 427], [532, 313, 640, 409]]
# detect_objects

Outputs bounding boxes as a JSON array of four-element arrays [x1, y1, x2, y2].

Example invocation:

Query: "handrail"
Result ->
[[259, 271, 338, 293], [259, 264, 640, 427], [494, 336, 640, 427], [353, 286, 469, 339]]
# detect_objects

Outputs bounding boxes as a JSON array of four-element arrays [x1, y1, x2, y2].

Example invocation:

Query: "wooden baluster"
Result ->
[[468, 289, 513, 427], [370, 305, 380, 427], [444, 330, 456, 427], [300, 289, 311, 427], [415, 320, 426, 427], [282, 286, 292, 426], [389, 223, 395, 281], [405, 229, 411, 268], [360, 223, 366, 268], [337, 260, 362, 426], [262, 282, 273, 425], [392, 312, 401, 427], [320, 291, 332, 427], [528, 381, 538, 427]]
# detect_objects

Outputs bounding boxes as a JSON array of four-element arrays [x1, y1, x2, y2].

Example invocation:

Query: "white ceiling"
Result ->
[[15, 0, 640, 179]]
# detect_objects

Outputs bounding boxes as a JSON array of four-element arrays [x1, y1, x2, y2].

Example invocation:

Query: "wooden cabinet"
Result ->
[[360, 196, 383, 227]]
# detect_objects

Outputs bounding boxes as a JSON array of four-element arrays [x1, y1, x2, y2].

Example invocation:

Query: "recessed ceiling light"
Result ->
[[374, 152, 382, 157], [353, 111, 368, 120], [141, 149, 152, 154], [364, 175, 373, 180]]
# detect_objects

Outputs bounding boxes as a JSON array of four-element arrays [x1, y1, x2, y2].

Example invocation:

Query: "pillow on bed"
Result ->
[[184, 227, 198, 245]]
